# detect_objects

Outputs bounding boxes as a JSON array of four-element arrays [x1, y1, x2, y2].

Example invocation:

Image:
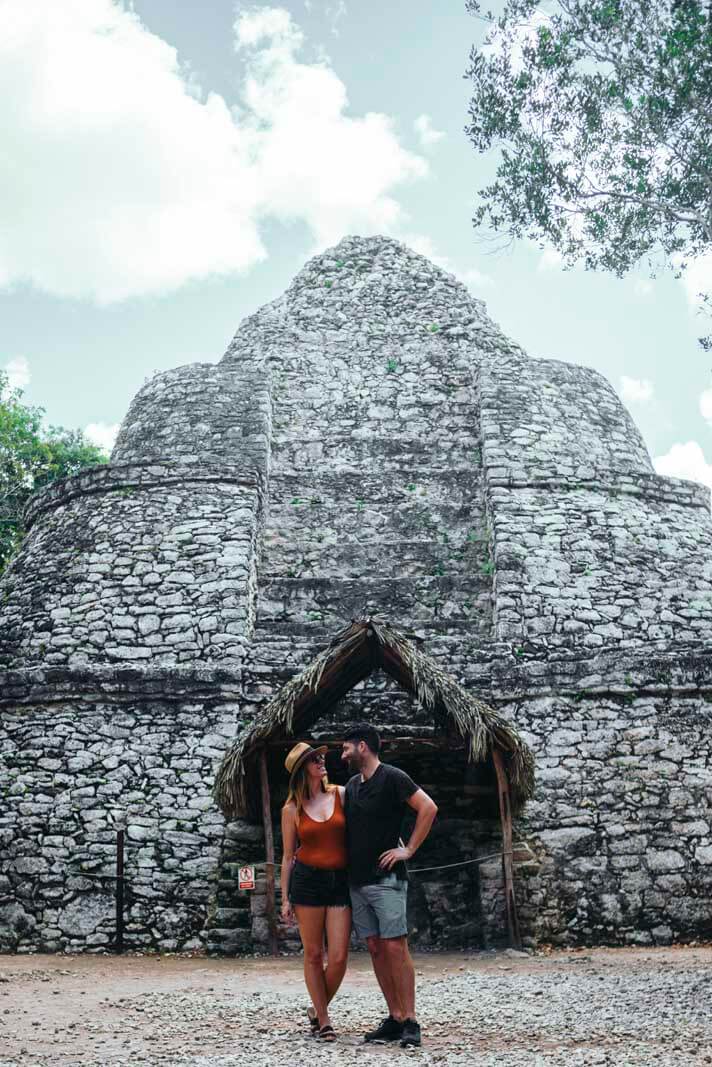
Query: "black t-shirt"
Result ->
[[344, 763, 419, 885]]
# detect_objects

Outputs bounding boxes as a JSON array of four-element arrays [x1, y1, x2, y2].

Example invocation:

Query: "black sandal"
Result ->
[[307, 1007, 319, 1034], [318, 1025, 336, 1042]]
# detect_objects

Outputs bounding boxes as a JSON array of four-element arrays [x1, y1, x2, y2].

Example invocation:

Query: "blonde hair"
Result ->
[[285, 761, 335, 815]]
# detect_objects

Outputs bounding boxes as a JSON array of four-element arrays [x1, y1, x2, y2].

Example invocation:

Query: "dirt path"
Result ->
[[2, 945, 711, 1066]]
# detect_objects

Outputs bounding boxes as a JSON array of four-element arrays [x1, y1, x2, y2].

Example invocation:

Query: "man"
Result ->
[[341, 722, 438, 1049]]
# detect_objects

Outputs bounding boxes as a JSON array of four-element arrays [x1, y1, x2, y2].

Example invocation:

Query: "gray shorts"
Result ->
[[350, 874, 408, 941]]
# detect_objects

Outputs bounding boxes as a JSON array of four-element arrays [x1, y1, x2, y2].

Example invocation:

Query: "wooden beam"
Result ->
[[259, 747, 279, 957], [492, 747, 522, 950], [380, 645, 415, 691], [287, 650, 374, 731], [265, 735, 457, 748]]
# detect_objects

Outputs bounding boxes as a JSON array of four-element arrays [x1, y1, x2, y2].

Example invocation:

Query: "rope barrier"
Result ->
[[69, 845, 531, 879], [250, 846, 527, 875]]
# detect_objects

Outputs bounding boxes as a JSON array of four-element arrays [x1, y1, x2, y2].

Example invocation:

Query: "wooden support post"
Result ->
[[259, 747, 279, 957], [492, 747, 522, 950], [115, 829, 124, 955]]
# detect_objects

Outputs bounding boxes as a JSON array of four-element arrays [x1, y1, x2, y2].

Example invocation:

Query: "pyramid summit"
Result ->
[[223, 233, 510, 355], [2, 234, 712, 954]]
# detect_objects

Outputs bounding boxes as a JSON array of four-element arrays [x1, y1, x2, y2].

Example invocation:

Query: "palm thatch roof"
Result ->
[[213, 616, 535, 821]]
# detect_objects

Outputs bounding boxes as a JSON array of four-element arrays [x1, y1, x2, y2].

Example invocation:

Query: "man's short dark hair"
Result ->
[[343, 722, 380, 754]]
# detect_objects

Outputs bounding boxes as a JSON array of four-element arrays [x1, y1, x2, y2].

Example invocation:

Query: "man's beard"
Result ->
[[345, 753, 361, 774]]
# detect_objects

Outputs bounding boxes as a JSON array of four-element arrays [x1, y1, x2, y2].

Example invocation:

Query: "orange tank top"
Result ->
[[296, 788, 348, 870]]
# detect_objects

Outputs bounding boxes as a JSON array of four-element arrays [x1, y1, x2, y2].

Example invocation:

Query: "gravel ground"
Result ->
[[1, 946, 712, 1067]]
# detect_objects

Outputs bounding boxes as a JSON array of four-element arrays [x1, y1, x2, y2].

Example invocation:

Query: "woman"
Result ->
[[280, 741, 351, 1042]]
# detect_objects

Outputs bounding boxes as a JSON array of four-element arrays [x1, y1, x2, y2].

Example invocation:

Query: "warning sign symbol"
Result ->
[[238, 865, 256, 890]]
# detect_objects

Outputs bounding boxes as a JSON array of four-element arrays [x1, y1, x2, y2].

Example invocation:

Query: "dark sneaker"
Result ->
[[364, 1016, 404, 1042], [400, 1019, 422, 1048]]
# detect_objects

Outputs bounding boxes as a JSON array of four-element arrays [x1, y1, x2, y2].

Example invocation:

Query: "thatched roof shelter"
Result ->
[[213, 616, 535, 821]]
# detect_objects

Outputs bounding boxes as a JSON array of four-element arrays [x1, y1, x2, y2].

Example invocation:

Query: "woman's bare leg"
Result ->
[[294, 905, 330, 1027], [324, 906, 351, 1004]]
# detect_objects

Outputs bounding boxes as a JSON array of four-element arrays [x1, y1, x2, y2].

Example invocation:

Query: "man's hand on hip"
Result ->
[[378, 845, 412, 870]]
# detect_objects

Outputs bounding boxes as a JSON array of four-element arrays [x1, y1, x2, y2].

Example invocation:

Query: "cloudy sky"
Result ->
[[1, 0, 711, 490]]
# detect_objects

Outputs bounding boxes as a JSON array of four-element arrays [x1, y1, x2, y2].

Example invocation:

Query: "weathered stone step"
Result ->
[[262, 471, 487, 559], [270, 405, 478, 450], [247, 631, 505, 677], [263, 503, 487, 550], [253, 616, 496, 645], [255, 575, 492, 630], [260, 537, 490, 580], [203, 928, 252, 955], [270, 385, 476, 423], [271, 434, 481, 473], [267, 468, 484, 508]]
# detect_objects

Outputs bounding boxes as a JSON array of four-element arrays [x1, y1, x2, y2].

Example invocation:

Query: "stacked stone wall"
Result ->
[[489, 480, 712, 649], [2, 643, 712, 952], [0, 466, 263, 669], [112, 362, 271, 468], [478, 353, 712, 651], [0, 678, 241, 952], [514, 689, 712, 945], [479, 355, 653, 478]]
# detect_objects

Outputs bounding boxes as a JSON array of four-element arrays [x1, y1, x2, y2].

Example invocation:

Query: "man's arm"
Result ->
[[379, 788, 438, 871]]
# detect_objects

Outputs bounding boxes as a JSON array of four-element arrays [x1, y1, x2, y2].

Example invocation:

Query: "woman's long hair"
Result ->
[[285, 761, 335, 815]]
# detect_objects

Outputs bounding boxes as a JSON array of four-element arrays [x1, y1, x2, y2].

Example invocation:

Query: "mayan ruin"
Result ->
[[2, 233, 711, 958]]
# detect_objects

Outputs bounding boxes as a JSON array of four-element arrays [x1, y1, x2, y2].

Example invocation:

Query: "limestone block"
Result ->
[[59, 894, 114, 938], [538, 827, 596, 856], [694, 845, 712, 865], [647, 850, 686, 872]]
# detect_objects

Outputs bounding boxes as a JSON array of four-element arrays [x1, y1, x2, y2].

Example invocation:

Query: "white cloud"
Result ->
[[654, 442, 712, 500], [414, 114, 445, 149], [2, 356, 31, 391], [325, 1, 347, 36], [84, 422, 120, 453], [457, 267, 492, 292], [633, 278, 653, 297], [699, 388, 712, 424], [619, 376, 654, 406], [537, 247, 565, 272], [0, 2, 427, 303]]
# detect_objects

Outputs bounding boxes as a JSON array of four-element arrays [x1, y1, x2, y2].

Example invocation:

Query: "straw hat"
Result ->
[[285, 741, 328, 785]]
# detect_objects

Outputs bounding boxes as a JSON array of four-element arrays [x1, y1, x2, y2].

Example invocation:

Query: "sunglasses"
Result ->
[[308, 753, 326, 764]]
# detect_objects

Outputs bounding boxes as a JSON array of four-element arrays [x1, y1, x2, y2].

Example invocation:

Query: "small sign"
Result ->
[[238, 865, 255, 890]]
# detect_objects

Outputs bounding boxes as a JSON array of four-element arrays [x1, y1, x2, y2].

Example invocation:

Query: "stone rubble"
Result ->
[[1, 948, 712, 1066]]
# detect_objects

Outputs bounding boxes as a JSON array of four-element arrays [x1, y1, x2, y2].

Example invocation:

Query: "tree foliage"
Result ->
[[0, 372, 107, 575], [465, 0, 712, 341]]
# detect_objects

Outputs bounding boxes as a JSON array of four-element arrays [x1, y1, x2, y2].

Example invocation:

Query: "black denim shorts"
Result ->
[[289, 860, 350, 908]]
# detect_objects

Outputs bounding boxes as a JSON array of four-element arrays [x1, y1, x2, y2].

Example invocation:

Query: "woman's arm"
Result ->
[[280, 803, 298, 923]]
